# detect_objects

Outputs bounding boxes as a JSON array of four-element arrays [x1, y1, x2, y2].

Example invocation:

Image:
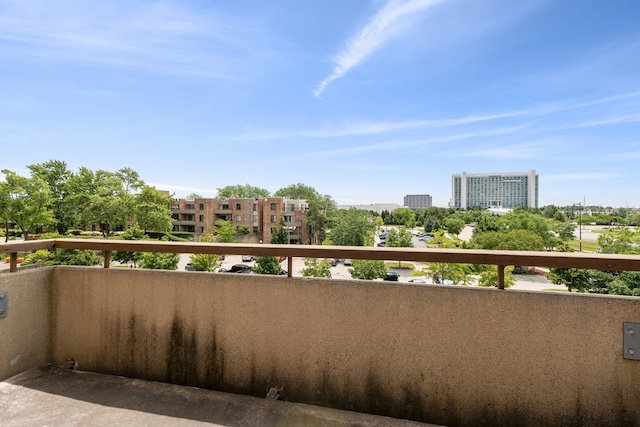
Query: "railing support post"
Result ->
[[103, 251, 111, 269], [287, 257, 292, 278], [9, 252, 18, 273], [497, 265, 505, 289]]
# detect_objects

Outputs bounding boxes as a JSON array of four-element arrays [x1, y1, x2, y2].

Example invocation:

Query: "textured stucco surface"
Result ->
[[0, 268, 52, 381], [45, 267, 640, 426], [2, 267, 640, 425]]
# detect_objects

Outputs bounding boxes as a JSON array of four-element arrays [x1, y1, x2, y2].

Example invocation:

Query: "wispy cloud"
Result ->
[[438, 139, 553, 160], [543, 172, 619, 181], [239, 91, 640, 142], [0, 2, 277, 79], [237, 111, 524, 141], [313, 0, 445, 98], [287, 124, 528, 160]]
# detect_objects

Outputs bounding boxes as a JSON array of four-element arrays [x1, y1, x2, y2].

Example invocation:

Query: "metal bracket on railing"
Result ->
[[0, 291, 7, 319], [623, 323, 640, 360]]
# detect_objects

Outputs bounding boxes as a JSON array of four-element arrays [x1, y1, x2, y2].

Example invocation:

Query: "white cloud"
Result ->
[[543, 172, 619, 181], [0, 2, 278, 79], [313, 0, 445, 98]]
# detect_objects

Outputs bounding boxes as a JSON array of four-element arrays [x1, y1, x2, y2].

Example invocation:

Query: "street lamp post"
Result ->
[[573, 203, 582, 252]]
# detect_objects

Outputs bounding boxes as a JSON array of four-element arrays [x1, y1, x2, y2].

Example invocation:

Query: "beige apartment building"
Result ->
[[171, 197, 309, 243]]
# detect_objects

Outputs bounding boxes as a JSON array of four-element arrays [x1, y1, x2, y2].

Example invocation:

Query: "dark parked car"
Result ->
[[228, 264, 252, 274], [384, 271, 399, 281], [185, 263, 198, 271]]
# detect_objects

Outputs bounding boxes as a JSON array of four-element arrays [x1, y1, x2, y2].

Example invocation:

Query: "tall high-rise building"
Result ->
[[450, 170, 538, 209], [403, 194, 432, 210]]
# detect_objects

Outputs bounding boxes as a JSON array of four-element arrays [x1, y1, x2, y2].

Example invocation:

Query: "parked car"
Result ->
[[329, 258, 339, 266], [343, 259, 352, 266], [185, 263, 197, 271], [241, 255, 256, 262], [376, 242, 385, 247], [228, 264, 252, 274], [378, 232, 388, 240], [384, 271, 399, 281], [408, 278, 427, 283]]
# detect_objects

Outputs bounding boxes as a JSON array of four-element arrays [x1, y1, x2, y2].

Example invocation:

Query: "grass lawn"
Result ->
[[567, 240, 598, 252], [385, 261, 415, 270]]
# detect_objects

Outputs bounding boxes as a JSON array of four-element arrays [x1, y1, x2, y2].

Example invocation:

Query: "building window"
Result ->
[[284, 215, 294, 223], [270, 215, 277, 223], [236, 215, 242, 222], [253, 226, 259, 233], [270, 202, 277, 210], [199, 226, 204, 233], [185, 204, 194, 210], [221, 204, 229, 210], [198, 215, 203, 222], [253, 204, 257, 211], [287, 204, 295, 212], [236, 203, 241, 210], [199, 203, 204, 210]]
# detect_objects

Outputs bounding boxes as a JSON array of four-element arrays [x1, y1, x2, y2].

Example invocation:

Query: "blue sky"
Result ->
[[1, 0, 639, 208]]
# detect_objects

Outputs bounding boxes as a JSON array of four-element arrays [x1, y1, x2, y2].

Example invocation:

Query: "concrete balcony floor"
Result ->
[[1, 366, 437, 427]]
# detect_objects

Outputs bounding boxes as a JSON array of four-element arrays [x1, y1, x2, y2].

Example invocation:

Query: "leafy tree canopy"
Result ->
[[300, 258, 332, 278], [1, 169, 56, 239], [214, 219, 236, 243], [349, 259, 386, 280], [329, 208, 376, 246], [217, 184, 269, 199], [189, 233, 223, 272]]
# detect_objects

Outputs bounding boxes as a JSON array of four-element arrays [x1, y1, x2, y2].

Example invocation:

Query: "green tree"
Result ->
[[135, 186, 173, 233], [554, 221, 576, 241], [390, 207, 415, 226], [253, 218, 288, 275], [113, 222, 145, 267], [189, 233, 223, 272], [252, 256, 282, 275], [329, 208, 376, 246], [385, 226, 414, 267], [27, 160, 75, 234], [217, 184, 269, 199], [349, 259, 387, 280], [504, 210, 557, 249], [598, 228, 640, 254], [426, 262, 471, 285], [471, 229, 545, 251], [543, 205, 558, 218], [0, 180, 10, 241], [472, 213, 506, 236], [274, 183, 336, 245], [23, 248, 102, 266], [443, 217, 465, 235], [300, 258, 332, 278], [1, 170, 56, 239], [140, 239, 180, 270], [545, 268, 591, 292], [185, 193, 203, 200], [67, 168, 136, 237], [214, 219, 236, 243], [271, 217, 289, 244], [478, 266, 516, 288]]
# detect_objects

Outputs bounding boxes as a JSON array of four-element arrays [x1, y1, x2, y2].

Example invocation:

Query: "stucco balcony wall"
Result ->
[[2, 266, 630, 425]]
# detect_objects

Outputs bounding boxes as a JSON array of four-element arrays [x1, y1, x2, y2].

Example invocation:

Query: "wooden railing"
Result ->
[[2, 238, 640, 288]]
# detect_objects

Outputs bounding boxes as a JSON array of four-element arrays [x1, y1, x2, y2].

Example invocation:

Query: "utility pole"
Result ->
[[574, 202, 582, 252]]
